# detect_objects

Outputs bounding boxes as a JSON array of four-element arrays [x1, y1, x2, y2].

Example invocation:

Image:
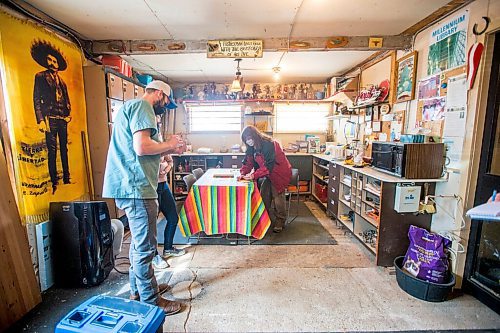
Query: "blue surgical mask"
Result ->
[[245, 139, 254, 147]]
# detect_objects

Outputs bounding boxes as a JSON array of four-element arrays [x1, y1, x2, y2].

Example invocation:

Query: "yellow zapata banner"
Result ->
[[0, 10, 90, 224]]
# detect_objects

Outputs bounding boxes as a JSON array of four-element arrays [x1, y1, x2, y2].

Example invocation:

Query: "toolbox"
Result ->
[[55, 295, 165, 333]]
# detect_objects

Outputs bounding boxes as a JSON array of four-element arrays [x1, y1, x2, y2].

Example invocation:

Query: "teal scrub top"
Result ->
[[102, 99, 160, 199]]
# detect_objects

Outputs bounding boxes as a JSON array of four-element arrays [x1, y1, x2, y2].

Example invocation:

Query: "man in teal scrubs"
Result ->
[[103, 80, 183, 315]]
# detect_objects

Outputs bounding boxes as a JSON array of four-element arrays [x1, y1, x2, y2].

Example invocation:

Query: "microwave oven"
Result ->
[[371, 142, 445, 179]]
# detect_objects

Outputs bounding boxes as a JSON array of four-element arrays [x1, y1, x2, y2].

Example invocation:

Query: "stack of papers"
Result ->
[[466, 202, 500, 222]]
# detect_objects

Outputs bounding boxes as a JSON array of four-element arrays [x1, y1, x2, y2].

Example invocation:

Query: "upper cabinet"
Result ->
[[122, 80, 135, 101], [107, 73, 124, 100]]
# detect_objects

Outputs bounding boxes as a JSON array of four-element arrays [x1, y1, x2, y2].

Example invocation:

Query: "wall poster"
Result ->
[[422, 97, 447, 121], [418, 75, 440, 100], [396, 51, 418, 103], [427, 10, 469, 76], [0, 10, 89, 223]]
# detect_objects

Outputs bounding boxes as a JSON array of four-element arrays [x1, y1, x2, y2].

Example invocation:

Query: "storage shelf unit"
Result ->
[[311, 156, 329, 208], [316, 156, 441, 266]]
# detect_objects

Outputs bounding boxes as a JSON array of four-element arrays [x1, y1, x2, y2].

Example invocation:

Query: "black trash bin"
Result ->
[[394, 256, 456, 302]]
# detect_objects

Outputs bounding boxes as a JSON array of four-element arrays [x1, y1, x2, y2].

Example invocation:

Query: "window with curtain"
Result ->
[[186, 103, 242, 132], [274, 103, 329, 133]]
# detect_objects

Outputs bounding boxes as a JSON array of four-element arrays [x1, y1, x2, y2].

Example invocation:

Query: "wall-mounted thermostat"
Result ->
[[394, 184, 421, 213]]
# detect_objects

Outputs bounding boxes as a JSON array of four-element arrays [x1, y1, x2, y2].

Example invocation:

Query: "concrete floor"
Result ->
[[9, 201, 500, 332], [158, 202, 499, 332]]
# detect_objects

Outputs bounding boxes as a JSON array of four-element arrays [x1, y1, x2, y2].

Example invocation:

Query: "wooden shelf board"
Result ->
[[362, 199, 380, 210], [336, 216, 354, 232], [359, 212, 379, 228], [313, 173, 328, 183], [314, 163, 329, 171], [312, 193, 327, 208], [353, 232, 377, 254], [364, 186, 381, 197], [339, 198, 351, 207], [341, 180, 351, 187]]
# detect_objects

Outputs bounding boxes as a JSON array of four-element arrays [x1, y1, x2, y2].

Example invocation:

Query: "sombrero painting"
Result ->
[[30, 39, 68, 71]]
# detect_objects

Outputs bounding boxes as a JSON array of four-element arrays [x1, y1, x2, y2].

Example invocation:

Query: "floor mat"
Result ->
[[171, 200, 337, 245], [252, 201, 337, 245]]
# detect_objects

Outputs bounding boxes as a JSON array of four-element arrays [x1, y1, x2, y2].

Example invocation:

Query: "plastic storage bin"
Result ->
[[101, 56, 132, 77], [136, 74, 153, 85], [394, 256, 455, 302], [55, 295, 165, 333], [315, 183, 328, 203]]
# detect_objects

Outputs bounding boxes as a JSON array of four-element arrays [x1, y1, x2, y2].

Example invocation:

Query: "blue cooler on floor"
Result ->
[[55, 295, 165, 333]]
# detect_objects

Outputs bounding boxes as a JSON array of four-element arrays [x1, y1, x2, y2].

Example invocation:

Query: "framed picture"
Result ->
[[395, 51, 418, 103]]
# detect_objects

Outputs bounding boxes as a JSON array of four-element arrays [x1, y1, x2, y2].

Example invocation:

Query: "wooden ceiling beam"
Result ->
[[88, 35, 413, 55], [400, 0, 475, 35], [339, 0, 474, 78]]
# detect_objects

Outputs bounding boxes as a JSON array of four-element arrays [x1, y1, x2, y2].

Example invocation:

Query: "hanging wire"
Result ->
[[4, 0, 95, 60]]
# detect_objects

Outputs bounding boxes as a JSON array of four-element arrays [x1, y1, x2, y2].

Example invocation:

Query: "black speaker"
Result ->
[[50, 201, 113, 287]]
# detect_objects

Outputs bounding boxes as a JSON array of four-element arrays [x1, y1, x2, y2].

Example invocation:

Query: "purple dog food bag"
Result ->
[[403, 225, 452, 284]]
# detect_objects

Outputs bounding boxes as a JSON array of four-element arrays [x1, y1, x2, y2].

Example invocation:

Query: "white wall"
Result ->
[[394, 0, 500, 281]]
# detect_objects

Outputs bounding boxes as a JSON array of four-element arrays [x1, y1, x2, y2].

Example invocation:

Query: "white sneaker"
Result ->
[[152, 254, 169, 269]]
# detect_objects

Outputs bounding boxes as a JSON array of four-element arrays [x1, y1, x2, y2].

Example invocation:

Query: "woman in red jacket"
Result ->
[[239, 126, 292, 233]]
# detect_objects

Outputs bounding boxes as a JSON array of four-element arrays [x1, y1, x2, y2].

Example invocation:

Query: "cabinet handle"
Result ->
[[330, 200, 335, 205], [231, 156, 237, 159], [331, 188, 335, 193], [232, 165, 237, 169], [332, 176, 336, 181]]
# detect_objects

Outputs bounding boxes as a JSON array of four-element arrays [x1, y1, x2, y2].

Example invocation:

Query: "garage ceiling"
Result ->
[[23, 0, 452, 83]]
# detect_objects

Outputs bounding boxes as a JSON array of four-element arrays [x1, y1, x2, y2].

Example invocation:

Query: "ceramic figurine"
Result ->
[[210, 82, 216, 99], [197, 90, 205, 100], [264, 85, 271, 99], [289, 84, 296, 100], [274, 84, 281, 99], [307, 84, 314, 100], [256, 84, 263, 99], [252, 84, 258, 99]]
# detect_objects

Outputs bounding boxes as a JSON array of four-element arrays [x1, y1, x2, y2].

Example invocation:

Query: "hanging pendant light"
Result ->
[[273, 66, 281, 81], [230, 58, 243, 92]]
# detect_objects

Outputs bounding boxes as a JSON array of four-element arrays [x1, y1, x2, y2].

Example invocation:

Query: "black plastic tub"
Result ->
[[394, 256, 456, 302]]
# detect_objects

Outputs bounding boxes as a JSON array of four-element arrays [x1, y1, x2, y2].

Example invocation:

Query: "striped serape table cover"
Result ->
[[178, 169, 271, 239]]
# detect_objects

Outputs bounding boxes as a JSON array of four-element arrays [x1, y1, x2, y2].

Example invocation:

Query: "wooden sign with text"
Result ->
[[207, 40, 263, 58]]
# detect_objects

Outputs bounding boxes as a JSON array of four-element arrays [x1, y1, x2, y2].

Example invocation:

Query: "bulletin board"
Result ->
[[416, 65, 466, 137]]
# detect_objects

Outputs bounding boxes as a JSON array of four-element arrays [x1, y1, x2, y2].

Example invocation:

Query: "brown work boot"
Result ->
[[129, 283, 171, 301], [157, 297, 182, 316]]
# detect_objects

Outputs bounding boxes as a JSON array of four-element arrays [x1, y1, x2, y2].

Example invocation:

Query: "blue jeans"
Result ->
[[115, 198, 159, 305], [157, 182, 178, 250]]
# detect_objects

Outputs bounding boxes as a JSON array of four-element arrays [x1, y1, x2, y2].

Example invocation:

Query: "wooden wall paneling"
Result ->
[[0, 143, 41, 331], [389, 50, 398, 104], [83, 66, 117, 217], [0, 70, 18, 204]]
